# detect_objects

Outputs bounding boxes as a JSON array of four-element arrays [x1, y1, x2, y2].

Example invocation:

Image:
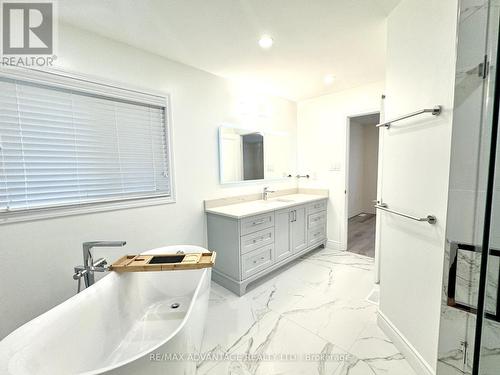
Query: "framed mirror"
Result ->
[[218, 126, 291, 184]]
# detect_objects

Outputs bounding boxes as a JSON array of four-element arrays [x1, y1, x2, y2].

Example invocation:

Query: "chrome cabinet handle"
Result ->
[[253, 256, 266, 264], [252, 235, 267, 244], [252, 219, 265, 225]]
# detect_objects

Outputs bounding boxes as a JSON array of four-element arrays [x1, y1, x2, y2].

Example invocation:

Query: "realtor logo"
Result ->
[[2, 1, 53, 54]]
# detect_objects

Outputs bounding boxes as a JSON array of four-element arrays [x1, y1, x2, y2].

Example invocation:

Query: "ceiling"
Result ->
[[58, 0, 401, 101]]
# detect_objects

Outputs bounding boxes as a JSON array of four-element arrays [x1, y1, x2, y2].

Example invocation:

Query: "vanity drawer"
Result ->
[[241, 245, 274, 279], [308, 225, 326, 246], [240, 212, 274, 235], [240, 227, 274, 255], [307, 200, 327, 215], [308, 211, 326, 229]]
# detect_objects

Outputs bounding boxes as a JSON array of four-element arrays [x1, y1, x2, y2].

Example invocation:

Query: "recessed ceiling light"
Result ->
[[258, 35, 274, 49], [324, 74, 335, 85]]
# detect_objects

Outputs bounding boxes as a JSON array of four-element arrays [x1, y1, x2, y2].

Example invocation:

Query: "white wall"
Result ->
[[348, 120, 379, 218], [378, 0, 458, 372], [297, 81, 384, 250], [0, 25, 298, 339]]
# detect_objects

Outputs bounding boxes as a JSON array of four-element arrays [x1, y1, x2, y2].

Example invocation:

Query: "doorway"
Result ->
[[346, 112, 380, 258]]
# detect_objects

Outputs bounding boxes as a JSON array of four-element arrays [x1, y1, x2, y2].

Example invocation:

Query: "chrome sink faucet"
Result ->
[[73, 241, 126, 292], [263, 187, 276, 200]]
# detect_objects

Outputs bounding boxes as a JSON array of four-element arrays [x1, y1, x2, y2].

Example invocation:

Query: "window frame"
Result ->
[[0, 66, 176, 225]]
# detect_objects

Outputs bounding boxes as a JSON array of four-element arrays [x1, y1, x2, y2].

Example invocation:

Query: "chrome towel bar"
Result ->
[[376, 106, 442, 128], [375, 203, 437, 224]]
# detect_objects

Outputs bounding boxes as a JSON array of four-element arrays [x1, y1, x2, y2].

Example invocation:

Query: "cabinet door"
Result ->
[[292, 205, 308, 253], [275, 208, 292, 262]]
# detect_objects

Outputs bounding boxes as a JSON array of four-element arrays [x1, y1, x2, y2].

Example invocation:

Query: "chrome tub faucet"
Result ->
[[73, 241, 126, 293]]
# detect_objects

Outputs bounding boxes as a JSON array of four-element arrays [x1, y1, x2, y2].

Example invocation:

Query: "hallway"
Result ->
[[348, 214, 376, 258]]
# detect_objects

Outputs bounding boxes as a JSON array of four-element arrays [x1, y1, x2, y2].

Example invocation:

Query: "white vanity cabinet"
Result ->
[[207, 197, 328, 295]]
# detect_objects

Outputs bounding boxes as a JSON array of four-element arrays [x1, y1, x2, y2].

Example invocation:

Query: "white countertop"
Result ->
[[205, 193, 328, 219]]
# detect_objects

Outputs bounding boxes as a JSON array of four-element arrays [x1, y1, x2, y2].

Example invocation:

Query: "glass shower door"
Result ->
[[474, 8, 500, 368], [437, 1, 500, 374], [473, 1, 500, 374], [474, 135, 500, 374]]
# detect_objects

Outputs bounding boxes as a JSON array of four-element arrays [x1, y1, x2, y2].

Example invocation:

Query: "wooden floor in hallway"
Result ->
[[348, 213, 376, 258]]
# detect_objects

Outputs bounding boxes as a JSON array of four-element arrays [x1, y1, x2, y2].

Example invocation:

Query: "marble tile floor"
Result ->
[[197, 247, 416, 375]]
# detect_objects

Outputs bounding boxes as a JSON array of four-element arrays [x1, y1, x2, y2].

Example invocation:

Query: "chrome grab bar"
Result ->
[[376, 106, 442, 128], [374, 203, 437, 224]]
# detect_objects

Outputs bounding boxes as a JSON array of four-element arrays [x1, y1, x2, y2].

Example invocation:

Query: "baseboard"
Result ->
[[326, 239, 343, 250], [377, 311, 435, 375]]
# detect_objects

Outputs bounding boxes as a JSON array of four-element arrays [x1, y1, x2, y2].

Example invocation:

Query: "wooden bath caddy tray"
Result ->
[[109, 252, 216, 273]]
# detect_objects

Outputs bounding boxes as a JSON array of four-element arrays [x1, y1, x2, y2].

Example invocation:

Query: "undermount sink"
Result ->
[[259, 197, 296, 204], [275, 198, 295, 203], [259, 198, 290, 204], [259, 199, 279, 204]]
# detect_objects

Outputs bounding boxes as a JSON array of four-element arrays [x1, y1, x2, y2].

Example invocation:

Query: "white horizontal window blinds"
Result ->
[[0, 77, 171, 213]]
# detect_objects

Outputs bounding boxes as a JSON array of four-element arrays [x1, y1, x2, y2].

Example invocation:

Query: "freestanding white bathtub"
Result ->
[[0, 245, 211, 375]]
